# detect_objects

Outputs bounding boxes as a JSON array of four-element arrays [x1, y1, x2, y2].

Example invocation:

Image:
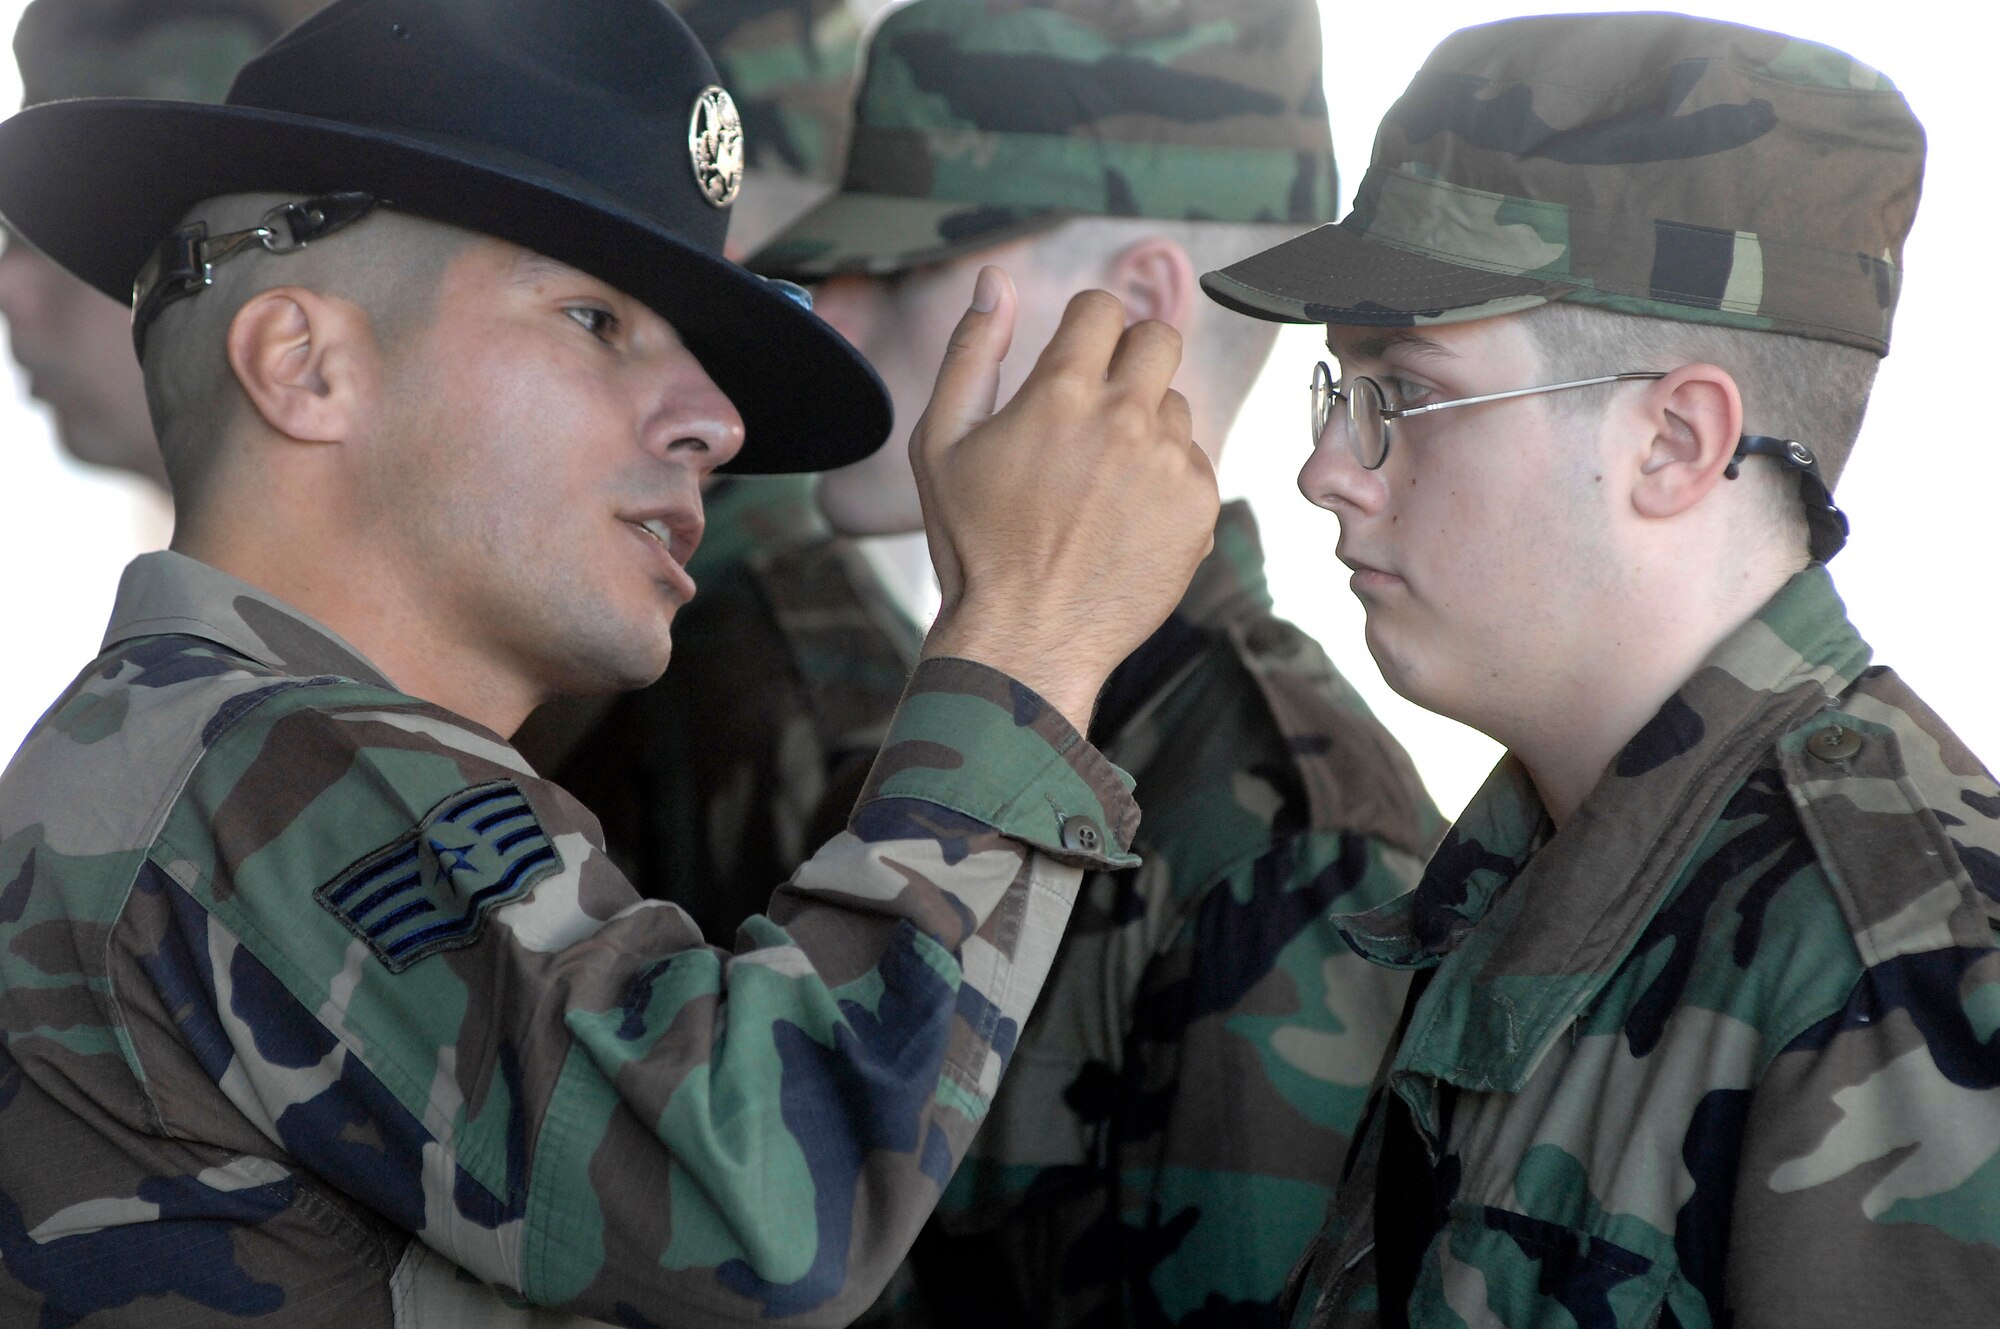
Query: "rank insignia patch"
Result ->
[[316, 780, 562, 973]]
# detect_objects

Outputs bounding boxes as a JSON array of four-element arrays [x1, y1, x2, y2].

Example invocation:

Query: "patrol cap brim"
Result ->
[[0, 97, 891, 475], [748, 188, 1075, 282], [1201, 220, 1579, 327]]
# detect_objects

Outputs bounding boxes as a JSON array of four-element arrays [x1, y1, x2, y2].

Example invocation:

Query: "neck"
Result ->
[[174, 497, 540, 737], [1504, 553, 1801, 828]]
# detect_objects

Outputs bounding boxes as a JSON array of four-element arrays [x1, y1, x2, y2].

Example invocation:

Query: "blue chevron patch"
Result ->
[[315, 780, 562, 973]]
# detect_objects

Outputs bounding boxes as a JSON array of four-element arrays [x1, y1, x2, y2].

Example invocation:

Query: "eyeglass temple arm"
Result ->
[[1387, 371, 1669, 420], [1377, 371, 1849, 561]]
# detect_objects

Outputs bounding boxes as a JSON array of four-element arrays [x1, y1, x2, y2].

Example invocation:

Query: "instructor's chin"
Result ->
[[564, 629, 677, 699], [624, 630, 676, 693]]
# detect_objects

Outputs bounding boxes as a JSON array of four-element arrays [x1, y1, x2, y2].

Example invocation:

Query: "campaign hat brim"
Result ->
[[1201, 220, 1578, 327], [748, 189, 1074, 282], [0, 97, 891, 475]]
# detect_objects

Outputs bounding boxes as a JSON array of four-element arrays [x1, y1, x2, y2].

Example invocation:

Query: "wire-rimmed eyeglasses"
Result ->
[[1305, 360, 1851, 562], [1309, 360, 1668, 469]]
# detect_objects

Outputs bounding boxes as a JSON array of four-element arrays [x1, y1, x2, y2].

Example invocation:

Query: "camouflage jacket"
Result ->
[[1286, 566, 2000, 1329], [0, 550, 1138, 1327], [514, 474, 920, 943], [901, 503, 1441, 1327]]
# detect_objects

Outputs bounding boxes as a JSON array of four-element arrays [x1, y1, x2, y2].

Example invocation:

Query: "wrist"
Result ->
[[921, 609, 1107, 730]]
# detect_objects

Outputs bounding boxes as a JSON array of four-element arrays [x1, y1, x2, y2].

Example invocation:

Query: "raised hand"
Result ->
[[912, 266, 1219, 727]]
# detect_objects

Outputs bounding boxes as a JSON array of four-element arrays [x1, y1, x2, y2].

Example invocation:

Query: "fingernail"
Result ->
[[970, 266, 999, 313]]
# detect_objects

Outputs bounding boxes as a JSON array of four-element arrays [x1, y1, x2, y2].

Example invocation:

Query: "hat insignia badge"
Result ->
[[688, 85, 744, 208]]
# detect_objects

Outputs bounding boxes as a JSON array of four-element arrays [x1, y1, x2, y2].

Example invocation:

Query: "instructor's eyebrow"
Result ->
[[509, 250, 590, 287]]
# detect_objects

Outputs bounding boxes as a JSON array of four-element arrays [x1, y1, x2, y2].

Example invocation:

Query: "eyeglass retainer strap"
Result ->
[[129, 191, 382, 359], [1726, 434, 1849, 564]]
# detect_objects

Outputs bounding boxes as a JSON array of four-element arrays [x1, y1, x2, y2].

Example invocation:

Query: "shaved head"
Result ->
[[1516, 301, 1878, 556], [140, 193, 471, 513]]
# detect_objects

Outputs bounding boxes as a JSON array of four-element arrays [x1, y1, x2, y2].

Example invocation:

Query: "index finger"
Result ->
[[1018, 288, 1129, 390], [1104, 318, 1184, 403]]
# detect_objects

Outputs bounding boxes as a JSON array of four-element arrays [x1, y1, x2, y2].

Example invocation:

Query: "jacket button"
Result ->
[[1059, 816, 1103, 854], [1807, 725, 1863, 762]]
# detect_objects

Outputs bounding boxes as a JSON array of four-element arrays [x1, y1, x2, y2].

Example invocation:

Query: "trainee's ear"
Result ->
[[1104, 234, 1197, 331], [1630, 363, 1744, 521], [224, 286, 373, 444]]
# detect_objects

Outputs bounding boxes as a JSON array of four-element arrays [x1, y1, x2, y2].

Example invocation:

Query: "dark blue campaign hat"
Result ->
[[0, 0, 891, 473]]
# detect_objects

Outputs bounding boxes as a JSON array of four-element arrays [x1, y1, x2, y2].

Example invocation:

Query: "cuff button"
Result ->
[[1059, 815, 1103, 854]]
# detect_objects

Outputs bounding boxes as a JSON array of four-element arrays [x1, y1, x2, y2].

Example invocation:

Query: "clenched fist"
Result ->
[[911, 266, 1220, 727]]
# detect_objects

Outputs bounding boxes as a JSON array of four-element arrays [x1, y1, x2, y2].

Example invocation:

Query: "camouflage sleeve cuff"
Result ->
[[856, 657, 1140, 869]]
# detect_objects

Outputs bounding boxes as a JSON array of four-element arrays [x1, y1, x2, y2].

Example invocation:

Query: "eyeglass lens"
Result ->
[[1309, 362, 1389, 469], [1310, 361, 1334, 446]]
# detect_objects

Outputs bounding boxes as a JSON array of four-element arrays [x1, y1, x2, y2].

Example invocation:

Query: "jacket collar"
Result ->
[[1090, 501, 1272, 743], [102, 550, 393, 688], [1340, 565, 1873, 1094]]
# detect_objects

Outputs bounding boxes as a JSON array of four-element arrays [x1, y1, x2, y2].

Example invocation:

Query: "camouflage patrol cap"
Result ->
[[14, 0, 323, 104], [751, 0, 1338, 282], [1202, 14, 1926, 355], [669, 0, 862, 181]]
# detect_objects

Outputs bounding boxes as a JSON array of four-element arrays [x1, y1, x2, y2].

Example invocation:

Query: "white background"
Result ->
[[0, 0, 1994, 819]]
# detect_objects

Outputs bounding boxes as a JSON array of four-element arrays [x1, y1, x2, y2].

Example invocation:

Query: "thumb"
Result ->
[[913, 266, 1017, 460]]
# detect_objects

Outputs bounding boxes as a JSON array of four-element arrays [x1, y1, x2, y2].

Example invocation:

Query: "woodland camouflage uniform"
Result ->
[[1287, 568, 2000, 1329], [515, 1, 911, 942], [913, 504, 1438, 1327], [0, 551, 1134, 1326], [758, 4, 1442, 1323], [1200, 15, 2000, 1327]]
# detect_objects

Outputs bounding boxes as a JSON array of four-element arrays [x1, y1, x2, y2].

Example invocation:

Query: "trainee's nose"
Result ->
[[1298, 414, 1386, 516]]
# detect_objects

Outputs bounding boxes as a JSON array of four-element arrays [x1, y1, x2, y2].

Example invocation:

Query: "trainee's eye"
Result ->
[[565, 305, 618, 340], [1381, 376, 1432, 409]]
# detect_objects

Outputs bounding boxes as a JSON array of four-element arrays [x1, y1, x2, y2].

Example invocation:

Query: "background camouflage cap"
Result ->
[[15, 0, 324, 104], [1202, 13, 1926, 355], [750, 0, 1338, 281], [669, 0, 862, 182]]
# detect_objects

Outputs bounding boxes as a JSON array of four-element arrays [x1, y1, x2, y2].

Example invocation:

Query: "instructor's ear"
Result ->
[[1630, 363, 1743, 522], [1104, 234, 1197, 332], [225, 286, 377, 444]]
